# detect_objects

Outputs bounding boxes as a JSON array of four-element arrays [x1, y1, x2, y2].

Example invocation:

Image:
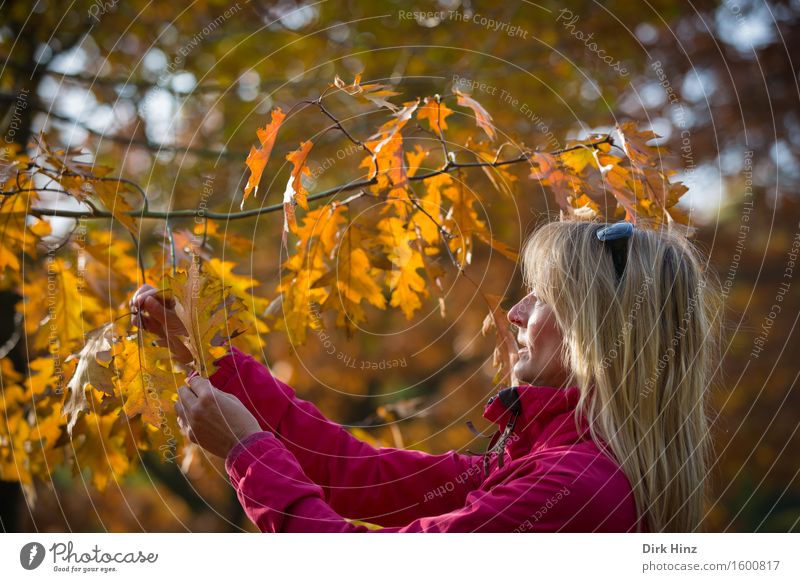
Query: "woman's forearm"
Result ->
[[209, 347, 484, 526]]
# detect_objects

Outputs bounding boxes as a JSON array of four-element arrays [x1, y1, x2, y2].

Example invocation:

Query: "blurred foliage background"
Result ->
[[0, 0, 798, 532]]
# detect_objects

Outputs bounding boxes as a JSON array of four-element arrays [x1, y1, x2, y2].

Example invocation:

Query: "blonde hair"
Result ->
[[520, 218, 724, 532]]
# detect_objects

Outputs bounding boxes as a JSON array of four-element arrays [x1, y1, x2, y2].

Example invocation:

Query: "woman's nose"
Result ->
[[507, 301, 527, 327]]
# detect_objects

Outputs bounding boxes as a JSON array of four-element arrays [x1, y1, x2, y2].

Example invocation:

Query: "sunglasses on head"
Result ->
[[596, 221, 634, 283]]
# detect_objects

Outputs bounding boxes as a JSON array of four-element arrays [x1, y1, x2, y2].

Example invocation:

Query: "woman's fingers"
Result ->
[[142, 295, 187, 336], [178, 383, 198, 405], [131, 285, 176, 315], [130, 285, 157, 311], [144, 296, 168, 326]]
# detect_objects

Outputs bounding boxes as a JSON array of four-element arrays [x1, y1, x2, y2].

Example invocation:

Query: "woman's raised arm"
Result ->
[[208, 347, 484, 527]]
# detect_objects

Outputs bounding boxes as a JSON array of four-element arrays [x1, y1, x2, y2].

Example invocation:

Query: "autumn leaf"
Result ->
[[81, 230, 141, 305], [277, 267, 329, 345], [469, 139, 518, 196], [406, 145, 429, 178], [62, 323, 118, 435], [111, 333, 181, 426], [0, 405, 32, 486], [454, 89, 496, 140], [205, 258, 271, 336], [165, 266, 249, 377], [475, 231, 519, 262], [361, 100, 419, 194], [92, 180, 141, 237], [377, 216, 428, 319], [293, 204, 348, 258], [529, 152, 582, 208], [282, 140, 314, 235], [243, 107, 286, 207], [0, 188, 51, 273], [273, 205, 349, 344], [616, 121, 663, 168], [441, 179, 490, 266], [73, 410, 132, 492], [560, 146, 597, 174], [31, 259, 104, 357], [24, 356, 75, 400], [329, 223, 386, 331], [417, 95, 453, 138], [333, 73, 400, 111]]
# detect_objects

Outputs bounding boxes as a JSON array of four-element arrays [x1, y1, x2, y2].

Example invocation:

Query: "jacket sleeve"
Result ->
[[209, 348, 484, 527], [225, 431, 603, 533]]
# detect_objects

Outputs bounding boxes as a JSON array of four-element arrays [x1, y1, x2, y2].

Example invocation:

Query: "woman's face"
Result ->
[[507, 290, 571, 387]]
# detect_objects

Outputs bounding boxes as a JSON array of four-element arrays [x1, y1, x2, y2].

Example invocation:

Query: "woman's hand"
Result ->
[[129, 284, 193, 366], [175, 375, 262, 458]]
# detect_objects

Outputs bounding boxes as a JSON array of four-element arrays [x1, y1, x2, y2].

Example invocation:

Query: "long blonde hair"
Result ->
[[519, 218, 724, 532]]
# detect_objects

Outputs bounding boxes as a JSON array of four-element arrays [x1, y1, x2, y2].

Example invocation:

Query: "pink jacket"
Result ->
[[209, 348, 642, 532]]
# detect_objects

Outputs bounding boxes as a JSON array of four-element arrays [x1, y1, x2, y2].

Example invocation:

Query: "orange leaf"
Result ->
[[282, 141, 314, 234], [406, 145, 429, 178], [417, 96, 453, 138], [616, 121, 662, 168], [243, 108, 286, 208]]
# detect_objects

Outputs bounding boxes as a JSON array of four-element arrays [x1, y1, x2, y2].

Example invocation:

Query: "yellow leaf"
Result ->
[[82, 230, 140, 303], [25, 356, 76, 400], [74, 411, 131, 492], [111, 334, 182, 427], [560, 147, 596, 174], [165, 266, 249, 376], [277, 268, 329, 345], [205, 258, 271, 334], [92, 180, 141, 237], [192, 220, 253, 254], [378, 217, 428, 319], [32, 259, 104, 357], [332, 226, 386, 329], [0, 408, 32, 485], [294, 204, 348, 257], [442, 181, 486, 266], [0, 189, 51, 273]]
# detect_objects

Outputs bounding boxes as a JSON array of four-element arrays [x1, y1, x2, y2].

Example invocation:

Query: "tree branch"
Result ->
[[7, 136, 613, 221]]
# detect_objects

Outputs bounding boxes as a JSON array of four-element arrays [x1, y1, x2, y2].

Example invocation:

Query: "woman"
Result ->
[[131, 218, 723, 532]]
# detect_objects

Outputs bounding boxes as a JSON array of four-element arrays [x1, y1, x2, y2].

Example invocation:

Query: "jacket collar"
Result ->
[[482, 384, 585, 446]]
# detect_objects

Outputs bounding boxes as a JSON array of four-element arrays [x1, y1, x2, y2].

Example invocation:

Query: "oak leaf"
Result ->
[[243, 107, 286, 207], [454, 89, 496, 140], [282, 140, 314, 235], [417, 96, 453, 138], [165, 266, 249, 377]]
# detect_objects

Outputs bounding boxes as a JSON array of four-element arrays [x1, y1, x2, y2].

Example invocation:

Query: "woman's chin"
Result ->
[[512, 363, 532, 385]]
